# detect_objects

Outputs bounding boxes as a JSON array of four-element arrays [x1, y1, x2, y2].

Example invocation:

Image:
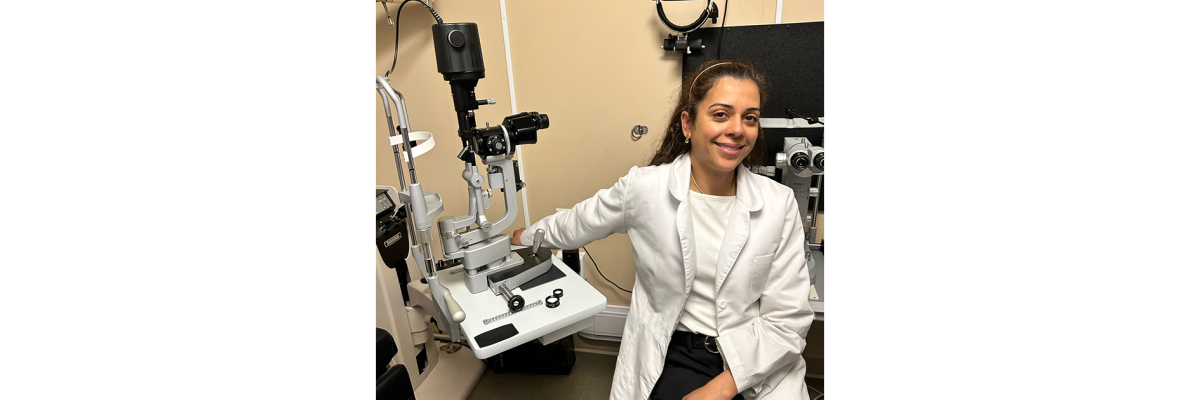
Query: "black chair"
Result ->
[[376, 328, 415, 400]]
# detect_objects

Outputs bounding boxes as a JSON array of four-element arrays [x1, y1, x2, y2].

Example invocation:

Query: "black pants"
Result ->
[[649, 331, 746, 400]]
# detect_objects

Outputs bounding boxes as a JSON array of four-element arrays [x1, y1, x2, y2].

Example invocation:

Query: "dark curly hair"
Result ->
[[648, 60, 769, 167]]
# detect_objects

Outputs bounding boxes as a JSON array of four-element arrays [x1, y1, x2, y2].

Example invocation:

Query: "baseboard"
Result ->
[[573, 347, 620, 357], [579, 305, 629, 340]]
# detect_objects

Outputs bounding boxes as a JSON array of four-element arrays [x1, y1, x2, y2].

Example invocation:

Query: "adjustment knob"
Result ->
[[508, 295, 525, 312], [532, 229, 546, 253], [482, 136, 505, 154], [448, 30, 466, 48]]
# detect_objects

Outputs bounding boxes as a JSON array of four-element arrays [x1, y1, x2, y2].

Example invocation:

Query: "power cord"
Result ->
[[580, 246, 632, 293], [379, 0, 444, 77], [716, 0, 729, 58]]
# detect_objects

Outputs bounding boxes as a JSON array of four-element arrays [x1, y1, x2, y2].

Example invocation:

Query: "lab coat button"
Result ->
[[719, 299, 727, 309]]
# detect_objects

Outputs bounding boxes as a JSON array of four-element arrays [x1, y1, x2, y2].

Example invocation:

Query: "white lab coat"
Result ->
[[520, 154, 814, 400]]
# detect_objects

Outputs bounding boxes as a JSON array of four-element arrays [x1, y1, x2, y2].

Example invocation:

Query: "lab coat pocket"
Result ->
[[749, 254, 773, 300]]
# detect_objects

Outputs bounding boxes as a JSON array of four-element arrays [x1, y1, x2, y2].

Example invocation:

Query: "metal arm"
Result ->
[[376, 74, 463, 343]]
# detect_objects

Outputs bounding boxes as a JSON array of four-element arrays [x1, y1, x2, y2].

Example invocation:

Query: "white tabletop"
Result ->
[[439, 253, 608, 359]]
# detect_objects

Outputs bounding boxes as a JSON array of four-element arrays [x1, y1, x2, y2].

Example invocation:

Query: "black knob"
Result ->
[[448, 30, 466, 48], [508, 295, 525, 312]]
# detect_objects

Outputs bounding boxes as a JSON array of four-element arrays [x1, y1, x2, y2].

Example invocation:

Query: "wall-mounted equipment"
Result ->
[[655, 0, 718, 54], [631, 125, 648, 141]]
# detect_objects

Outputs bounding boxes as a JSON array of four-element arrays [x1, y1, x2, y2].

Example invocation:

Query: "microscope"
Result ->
[[427, 22, 556, 313], [777, 137, 824, 310], [777, 137, 823, 248], [376, 14, 607, 361]]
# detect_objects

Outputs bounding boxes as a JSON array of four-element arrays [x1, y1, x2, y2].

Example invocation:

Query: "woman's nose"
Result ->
[[726, 122, 745, 136]]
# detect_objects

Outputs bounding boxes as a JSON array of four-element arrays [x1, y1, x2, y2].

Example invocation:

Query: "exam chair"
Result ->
[[377, 328, 416, 400]]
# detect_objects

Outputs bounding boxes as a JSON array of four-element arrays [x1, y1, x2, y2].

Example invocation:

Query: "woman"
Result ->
[[512, 60, 814, 400]]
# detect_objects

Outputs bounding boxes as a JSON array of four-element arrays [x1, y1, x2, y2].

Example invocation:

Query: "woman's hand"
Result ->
[[510, 228, 526, 246], [682, 370, 739, 400]]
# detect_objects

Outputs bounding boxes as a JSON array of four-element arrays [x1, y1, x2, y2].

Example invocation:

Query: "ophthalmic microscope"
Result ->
[[777, 137, 824, 314], [376, 21, 555, 339], [777, 137, 824, 248], [427, 22, 555, 314], [377, 12, 613, 361]]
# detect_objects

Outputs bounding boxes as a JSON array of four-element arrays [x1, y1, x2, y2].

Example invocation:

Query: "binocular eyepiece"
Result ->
[[472, 112, 550, 157], [789, 151, 811, 170], [788, 147, 824, 174], [776, 138, 824, 176]]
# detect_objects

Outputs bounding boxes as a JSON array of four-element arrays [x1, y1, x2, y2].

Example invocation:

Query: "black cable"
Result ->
[[403, 0, 443, 25], [656, 0, 714, 33], [385, 1, 399, 77], [380, 0, 444, 77], [581, 246, 632, 293], [716, 0, 729, 58]]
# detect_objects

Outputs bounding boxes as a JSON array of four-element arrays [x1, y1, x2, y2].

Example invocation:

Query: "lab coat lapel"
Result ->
[[670, 154, 696, 293], [715, 165, 762, 293], [714, 202, 748, 293], [676, 196, 696, 294]]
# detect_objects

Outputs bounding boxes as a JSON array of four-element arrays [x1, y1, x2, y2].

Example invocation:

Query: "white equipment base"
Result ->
[[440, 252, 607, 359], [413, 342, 485, 400]]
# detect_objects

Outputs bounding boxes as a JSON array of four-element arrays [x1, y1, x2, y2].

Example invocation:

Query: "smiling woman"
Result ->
[[650, 60, 770, 198], [513, 60, 814, 400], [682, 78, 761, 197]]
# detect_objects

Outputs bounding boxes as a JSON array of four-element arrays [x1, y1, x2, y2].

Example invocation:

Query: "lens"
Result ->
[[790, 152, 810, 170], [504, 112, 548, 146]]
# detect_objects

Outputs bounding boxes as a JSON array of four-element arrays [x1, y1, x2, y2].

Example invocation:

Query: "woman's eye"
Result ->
[[745, 115, 759, 124], [713, 111, 729, 119]]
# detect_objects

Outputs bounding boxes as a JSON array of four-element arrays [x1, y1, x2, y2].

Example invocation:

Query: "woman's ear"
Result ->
[[681, 111, 692, 137]]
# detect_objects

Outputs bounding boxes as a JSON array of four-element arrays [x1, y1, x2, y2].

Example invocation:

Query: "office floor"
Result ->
[[467, 352, 616, 400], [466, 352, 825, 400]]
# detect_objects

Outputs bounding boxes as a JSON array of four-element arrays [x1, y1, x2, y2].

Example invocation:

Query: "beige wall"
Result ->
[[378, 0, 823, 354]]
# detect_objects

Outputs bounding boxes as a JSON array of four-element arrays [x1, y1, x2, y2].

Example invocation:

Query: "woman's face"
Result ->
[[683, 77, 761, 174]]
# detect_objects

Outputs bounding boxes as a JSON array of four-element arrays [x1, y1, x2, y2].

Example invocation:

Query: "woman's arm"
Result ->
[[684, 370, 739, 400], [510, 166, 638, 249], [715, 192, 815, 396]]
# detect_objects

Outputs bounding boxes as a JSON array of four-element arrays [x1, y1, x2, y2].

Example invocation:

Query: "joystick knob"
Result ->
[[508, 295, 525, 312], [498, 283, 524, 312], [532, 229, 546, 253]]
